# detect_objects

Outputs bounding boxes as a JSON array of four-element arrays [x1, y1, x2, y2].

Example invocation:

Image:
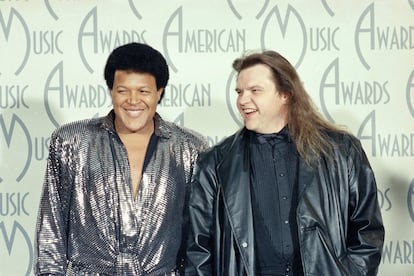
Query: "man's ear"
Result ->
[[157, 88, 164, 103], [281, 91, 290, 103]]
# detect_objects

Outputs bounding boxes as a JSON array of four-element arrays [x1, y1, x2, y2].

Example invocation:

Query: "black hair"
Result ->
[[104, 42, 169, 102]]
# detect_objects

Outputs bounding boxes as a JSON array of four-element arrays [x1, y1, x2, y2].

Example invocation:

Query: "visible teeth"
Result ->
[[126, 110, 141, 115], [244, 108, 256, 113]]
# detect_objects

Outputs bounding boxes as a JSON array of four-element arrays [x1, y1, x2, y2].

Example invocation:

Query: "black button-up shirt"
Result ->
[[249, 127, 302, 275]]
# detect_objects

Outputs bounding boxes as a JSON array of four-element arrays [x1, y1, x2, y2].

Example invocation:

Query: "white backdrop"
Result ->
[[0, 1, 413, 275]]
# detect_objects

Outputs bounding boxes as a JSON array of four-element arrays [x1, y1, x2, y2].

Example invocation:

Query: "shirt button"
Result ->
[[282, 196, 288, 200], [279, 173, 285, 177], [241, 242, 248, 248], [284, 220, 289, 224]]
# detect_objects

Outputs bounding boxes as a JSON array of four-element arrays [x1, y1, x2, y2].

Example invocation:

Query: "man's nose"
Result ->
[[128, 91, 140, 104], [238, 91, 250, 104]]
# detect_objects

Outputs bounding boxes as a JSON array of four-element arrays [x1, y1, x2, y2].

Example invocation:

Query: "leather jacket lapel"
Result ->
[[217, 130, 255, 274]]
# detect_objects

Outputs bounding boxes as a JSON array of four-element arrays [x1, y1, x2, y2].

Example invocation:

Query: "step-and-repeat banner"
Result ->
[[0, 1, 413, 275]]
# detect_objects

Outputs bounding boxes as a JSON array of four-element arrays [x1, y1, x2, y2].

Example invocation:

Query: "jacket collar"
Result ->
[[218, 127, 316, 200], [217, 128, 255, 274], [101, 110, 171, 139], [216, 128, 316, 275]]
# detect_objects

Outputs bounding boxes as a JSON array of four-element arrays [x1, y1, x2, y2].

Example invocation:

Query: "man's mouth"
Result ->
[[125, 108, 144, 117], [243, 108, 257, 114]]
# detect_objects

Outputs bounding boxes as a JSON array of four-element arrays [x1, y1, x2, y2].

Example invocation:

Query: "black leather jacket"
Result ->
[[186, 128, 384, 276]]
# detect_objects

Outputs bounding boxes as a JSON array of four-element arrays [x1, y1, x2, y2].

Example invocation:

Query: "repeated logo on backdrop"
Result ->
[[0, 1, 413, 275], [43, 61, 112, 128], [0, 8, 30, 75], [408, 69, 414, 118]]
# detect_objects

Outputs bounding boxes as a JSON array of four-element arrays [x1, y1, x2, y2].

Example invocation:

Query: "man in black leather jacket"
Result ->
[[186, 51, 384, 275]]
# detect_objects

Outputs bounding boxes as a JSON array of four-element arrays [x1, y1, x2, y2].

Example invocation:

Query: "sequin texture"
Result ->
[[34, 111, 209, 275]]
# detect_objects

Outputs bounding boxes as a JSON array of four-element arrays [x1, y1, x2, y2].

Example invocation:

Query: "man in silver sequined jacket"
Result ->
[[34, 42, 209, 275]]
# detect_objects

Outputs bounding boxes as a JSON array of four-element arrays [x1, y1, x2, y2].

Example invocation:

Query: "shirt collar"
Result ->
[[102, 110, 171, 139], [252, 125, 291, 144]]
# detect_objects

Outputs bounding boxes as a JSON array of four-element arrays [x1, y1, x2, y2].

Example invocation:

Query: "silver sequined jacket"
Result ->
[[34, 111, 209, 275]]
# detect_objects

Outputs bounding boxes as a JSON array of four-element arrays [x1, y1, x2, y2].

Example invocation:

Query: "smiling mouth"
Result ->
[[125, 108, 144, 116], [243, 108, 257, 114]]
